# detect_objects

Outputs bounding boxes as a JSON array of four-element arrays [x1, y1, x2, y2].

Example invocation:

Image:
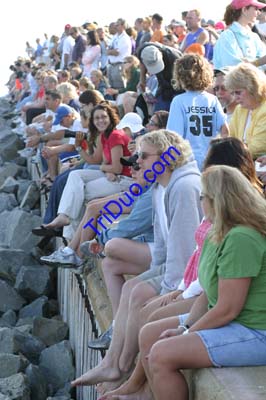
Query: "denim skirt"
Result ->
[[179, 313, 266, 367]]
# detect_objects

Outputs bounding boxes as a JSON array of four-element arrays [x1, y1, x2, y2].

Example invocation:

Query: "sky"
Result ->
[[0, 0, 229, 96]]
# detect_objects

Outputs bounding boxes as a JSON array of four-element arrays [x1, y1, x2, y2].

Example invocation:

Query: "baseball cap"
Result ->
[[214, 66, 232, 77], [54, 105, 74, 125], [184, 43, 205, 57], [116, 112, 144, 133], [171, 19, 186, 27], [65, 24, 71, 30], [141, 46, 164, 75], [214, 21, 226, 30], [231, 0, 266, 9]]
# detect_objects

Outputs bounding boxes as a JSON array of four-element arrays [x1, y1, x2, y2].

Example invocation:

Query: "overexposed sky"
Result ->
[[0, 0, 229, 95]]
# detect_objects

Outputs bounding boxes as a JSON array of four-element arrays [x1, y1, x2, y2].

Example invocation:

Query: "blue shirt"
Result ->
[[167, 91, 227, 170]]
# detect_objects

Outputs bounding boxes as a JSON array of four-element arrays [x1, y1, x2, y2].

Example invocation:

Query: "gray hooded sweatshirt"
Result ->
[[151, 159, 203, 294]]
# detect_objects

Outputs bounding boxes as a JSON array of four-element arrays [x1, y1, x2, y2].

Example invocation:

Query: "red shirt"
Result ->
[[101, 129, 131, 177]]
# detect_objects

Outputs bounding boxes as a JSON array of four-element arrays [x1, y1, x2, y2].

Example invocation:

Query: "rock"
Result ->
[[15, 266, 52, 301], [15, 325, 32, 335], [0, 177, 19, 195], [0, 373, 30, 400], [0, 163, 19, 186], [13, 330, 46, 364], [0, 156, 4, 167], [0, 354, 29, 379], [0, 248, 33, 284], [19, 182, 40, 210], [19, 296, 50, 319], [25, 364, 47, 400], [0, 328, 19, 354], [0, 193, 17, 213], [16, 318, 34, 329], [32, 317, 68, 347], [0, 209, 41, 252], [1, 310, 17, 327], [0, 129, 23, 162], [0, 393, 11, 400], [39, 341, 75, 392], [0, 280, 26, 313]]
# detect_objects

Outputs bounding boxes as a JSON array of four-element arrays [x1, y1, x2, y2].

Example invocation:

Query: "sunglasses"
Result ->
[[138, 151, 159, 160]]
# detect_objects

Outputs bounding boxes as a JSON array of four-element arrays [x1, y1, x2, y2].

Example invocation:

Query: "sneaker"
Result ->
[[88, 325, 113, 350], [18, 147, 35, 158], [40, 247, 83, 267]]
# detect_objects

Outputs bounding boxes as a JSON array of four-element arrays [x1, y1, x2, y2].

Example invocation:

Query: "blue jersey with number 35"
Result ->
[[167, 91, 227, 170]]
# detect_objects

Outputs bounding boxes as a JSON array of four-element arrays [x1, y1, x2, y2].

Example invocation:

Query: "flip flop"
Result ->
[[32, 225, 63, 237]]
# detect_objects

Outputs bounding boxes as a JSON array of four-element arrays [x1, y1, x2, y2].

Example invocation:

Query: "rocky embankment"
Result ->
[[0, 97, 75, 400]]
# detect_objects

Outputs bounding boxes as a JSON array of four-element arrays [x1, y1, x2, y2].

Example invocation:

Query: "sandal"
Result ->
[[32, 225, 63, 238]]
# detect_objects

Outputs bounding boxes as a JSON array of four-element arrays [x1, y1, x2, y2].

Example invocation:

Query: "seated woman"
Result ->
[[138, 164, 266, 400], [106, 55, 140, 114], [225, 62, 266, 159], [43, 102, 132, 231]]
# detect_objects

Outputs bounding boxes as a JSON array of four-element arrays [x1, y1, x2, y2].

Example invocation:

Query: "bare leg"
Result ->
[[102, 239, 151, 314], [43, 213, 70, 229], [71, 276, 142, 387], [139, 318, 212, 400], [118, 282, 157, 375]]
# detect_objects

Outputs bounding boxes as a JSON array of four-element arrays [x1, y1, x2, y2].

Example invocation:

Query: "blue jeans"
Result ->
[[43, 163, 100, 224]]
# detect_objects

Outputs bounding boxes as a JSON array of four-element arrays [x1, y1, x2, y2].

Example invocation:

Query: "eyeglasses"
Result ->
[[148, 119, 159, 127], [200, 193, 206, 201], [213, 85, 226, 92], [138, 151, 159, 160]]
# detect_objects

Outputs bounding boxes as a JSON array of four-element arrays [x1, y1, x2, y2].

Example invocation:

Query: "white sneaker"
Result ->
[[18, 147, 35, 158], [40, 247, 83, 267]]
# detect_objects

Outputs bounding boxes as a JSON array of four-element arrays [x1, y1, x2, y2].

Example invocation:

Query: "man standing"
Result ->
[[180, 9, 208, 52], [107, 18, 132, 90]]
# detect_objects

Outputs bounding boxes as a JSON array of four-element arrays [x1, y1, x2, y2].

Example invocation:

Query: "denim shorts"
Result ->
[[138, 263, 166, 294], [179, 313, 266, 367]]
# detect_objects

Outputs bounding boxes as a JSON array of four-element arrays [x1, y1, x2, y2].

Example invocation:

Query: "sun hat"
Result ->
[[116, 112, 144, 133]]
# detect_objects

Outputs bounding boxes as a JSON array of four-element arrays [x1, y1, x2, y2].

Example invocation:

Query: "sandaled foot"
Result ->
[[43, 214, 70, 229]]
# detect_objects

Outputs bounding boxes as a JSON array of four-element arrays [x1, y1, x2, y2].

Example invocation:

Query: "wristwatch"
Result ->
[[75, 146, 82, 152]]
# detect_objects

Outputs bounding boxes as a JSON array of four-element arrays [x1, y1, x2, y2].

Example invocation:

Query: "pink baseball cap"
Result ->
[[231, 0, 266, 9], [214, 21, 226, 30]]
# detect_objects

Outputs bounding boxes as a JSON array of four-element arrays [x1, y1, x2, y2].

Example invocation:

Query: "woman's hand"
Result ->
[[159, 327, 184, 340], [128, 140, 136, 154], [159, 290, 182, 307], [75, 132, 85, 147], [256, 155, 266, 166], [41, 146, 54, 159], [105, 172, 118, 182], [105, 88, 118, 96]]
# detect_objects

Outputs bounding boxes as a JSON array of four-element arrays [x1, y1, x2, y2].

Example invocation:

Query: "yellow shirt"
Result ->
[[229, 100, 266, 159]]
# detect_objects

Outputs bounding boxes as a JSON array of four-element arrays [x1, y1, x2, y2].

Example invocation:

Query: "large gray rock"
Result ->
[[0, 177, 19, 195], [19, 296, 50, 320], [15, 266, 51, 301], [0, 354, 29, 378], [0, 373, 30, 400], [0, 310, 17, 327], [0, 129, 23, 162], [0, 280, 26, 313], [0, 163, 19, 186], [0, 248, 34, 284], [0, 193, 17, 213], [32, 317, 68, 347], [0, 209, 41, 252], [39, 341, 75, 392], [0, 394, 11, 400], [19, 182, 40, 210], [25, 364, 47, 400], [13, 330, 46, 365], [0, 328, 19, 354]]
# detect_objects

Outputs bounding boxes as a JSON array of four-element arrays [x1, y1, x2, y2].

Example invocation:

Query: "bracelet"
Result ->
[[178, 324, 190, 333]]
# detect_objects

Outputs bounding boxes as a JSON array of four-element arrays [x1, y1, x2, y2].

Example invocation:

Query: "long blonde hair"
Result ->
[[202, 165, 266, 242]]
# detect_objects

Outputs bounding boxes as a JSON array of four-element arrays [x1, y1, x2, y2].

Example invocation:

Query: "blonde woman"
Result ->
[[57, 81, 80, 111], [225, 62, 266, 158], [138, 165, 266, 400]]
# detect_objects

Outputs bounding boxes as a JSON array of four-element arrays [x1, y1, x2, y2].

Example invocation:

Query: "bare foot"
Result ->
[[100, 374, 145, 398], [99, 382, 153, 400], [71, 364, 121, 387], [44, 214, 70, 229], [97, 368, 133, 395]]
